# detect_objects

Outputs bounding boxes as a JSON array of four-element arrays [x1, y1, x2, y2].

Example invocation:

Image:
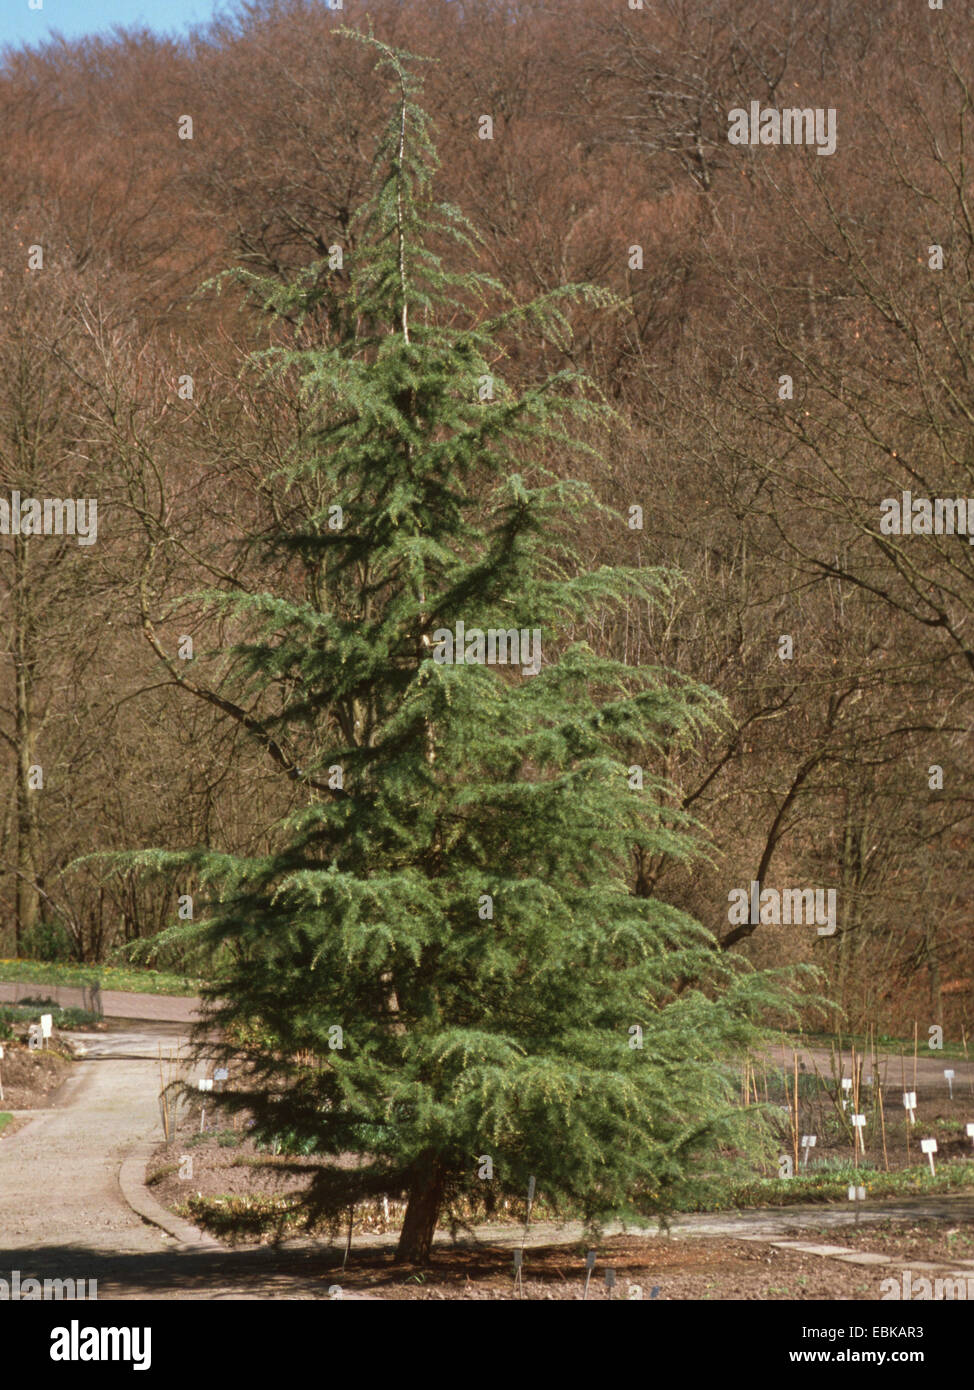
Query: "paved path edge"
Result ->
[[117, 1142, 222, 1250], [0, 981, 205, 1024]]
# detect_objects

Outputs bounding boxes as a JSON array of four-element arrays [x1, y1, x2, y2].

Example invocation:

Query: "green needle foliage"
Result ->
[[115, 30, 810, 1263]]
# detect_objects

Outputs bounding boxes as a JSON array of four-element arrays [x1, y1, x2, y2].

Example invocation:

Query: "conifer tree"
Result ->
[[126, 30, 802, 1264]]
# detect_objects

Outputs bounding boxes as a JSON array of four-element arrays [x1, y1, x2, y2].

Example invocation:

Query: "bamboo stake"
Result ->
[[793, 1050, 800, 1176], [342, 1206, 354, 1271], [913, 1021, 919, 1095], [158, 1043, 169, 1143], [810, 1049, 852, 1141], [877, 1050, 889, 1172]]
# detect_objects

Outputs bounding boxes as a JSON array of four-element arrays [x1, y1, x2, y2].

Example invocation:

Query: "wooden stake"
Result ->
[[913, 1021, 919, 1095], [876, 1040, 889, 1172], [583, 1250, 596, 1301], [901, 1053, 910, 1164], [158, 1043, 170, 1143], [793, 1050, 800, 1177], [342, 1206, 354, 1270], [810, 1050, 840, 1128]]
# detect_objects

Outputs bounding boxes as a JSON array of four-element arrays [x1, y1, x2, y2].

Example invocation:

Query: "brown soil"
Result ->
[[144, 1106, 974, 1300], [319, 1225, 974, 1300], [788, 1216, 974, 1264], [148, 1093, 539, 1242], [766, 1098, 974, 1170], [148, 1088, 974, 1242], [0, 1040, 74, 1110], [149, 1135, 318, 1207]]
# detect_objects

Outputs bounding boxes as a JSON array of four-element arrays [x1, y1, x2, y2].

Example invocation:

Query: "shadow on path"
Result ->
[[0, 1240, 376, 1300], [6, 1191, 974, 1299]]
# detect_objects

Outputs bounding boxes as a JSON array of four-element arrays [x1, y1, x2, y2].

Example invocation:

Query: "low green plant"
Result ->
[[0, 1002, 100, 1031]]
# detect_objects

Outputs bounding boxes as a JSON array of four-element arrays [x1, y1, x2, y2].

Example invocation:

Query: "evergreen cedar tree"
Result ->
[[115, 29, 806, 1265]]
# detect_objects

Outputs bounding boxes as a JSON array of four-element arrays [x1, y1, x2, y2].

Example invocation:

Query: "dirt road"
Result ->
[[762, 1042, 974, 1099], [0, 1027, 190, 1256]]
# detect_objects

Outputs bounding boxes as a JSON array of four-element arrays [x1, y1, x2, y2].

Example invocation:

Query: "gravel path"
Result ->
[[0, 1027, 373, 1299], [0, 1028, 188, 1256]]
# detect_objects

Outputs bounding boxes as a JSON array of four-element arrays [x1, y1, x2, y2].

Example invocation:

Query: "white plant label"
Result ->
[[40, 1014, 52, 1039]]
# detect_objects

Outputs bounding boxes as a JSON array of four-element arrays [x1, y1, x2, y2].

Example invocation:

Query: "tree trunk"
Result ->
[[395, 1153, 448, 1264], [13, 535, 42, 952]]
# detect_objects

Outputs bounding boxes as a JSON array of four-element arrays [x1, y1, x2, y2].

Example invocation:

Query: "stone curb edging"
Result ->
[[115, 1140, 379, 1299], [117, 1141, 223, 1249], [744, 1234, 974, 1275]]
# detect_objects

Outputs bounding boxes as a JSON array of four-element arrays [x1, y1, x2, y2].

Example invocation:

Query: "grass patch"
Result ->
[[230, 1154, 292, 1169], [682, 1159, 974, 1212], [0, 959, 204, 997], [0, 1113, 11, 1135], [179, 1193, 304, 1238], [0, 1001, 101, 1031], [798, 1031, 972, 1062], [146, 1164, 179, 1186]]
